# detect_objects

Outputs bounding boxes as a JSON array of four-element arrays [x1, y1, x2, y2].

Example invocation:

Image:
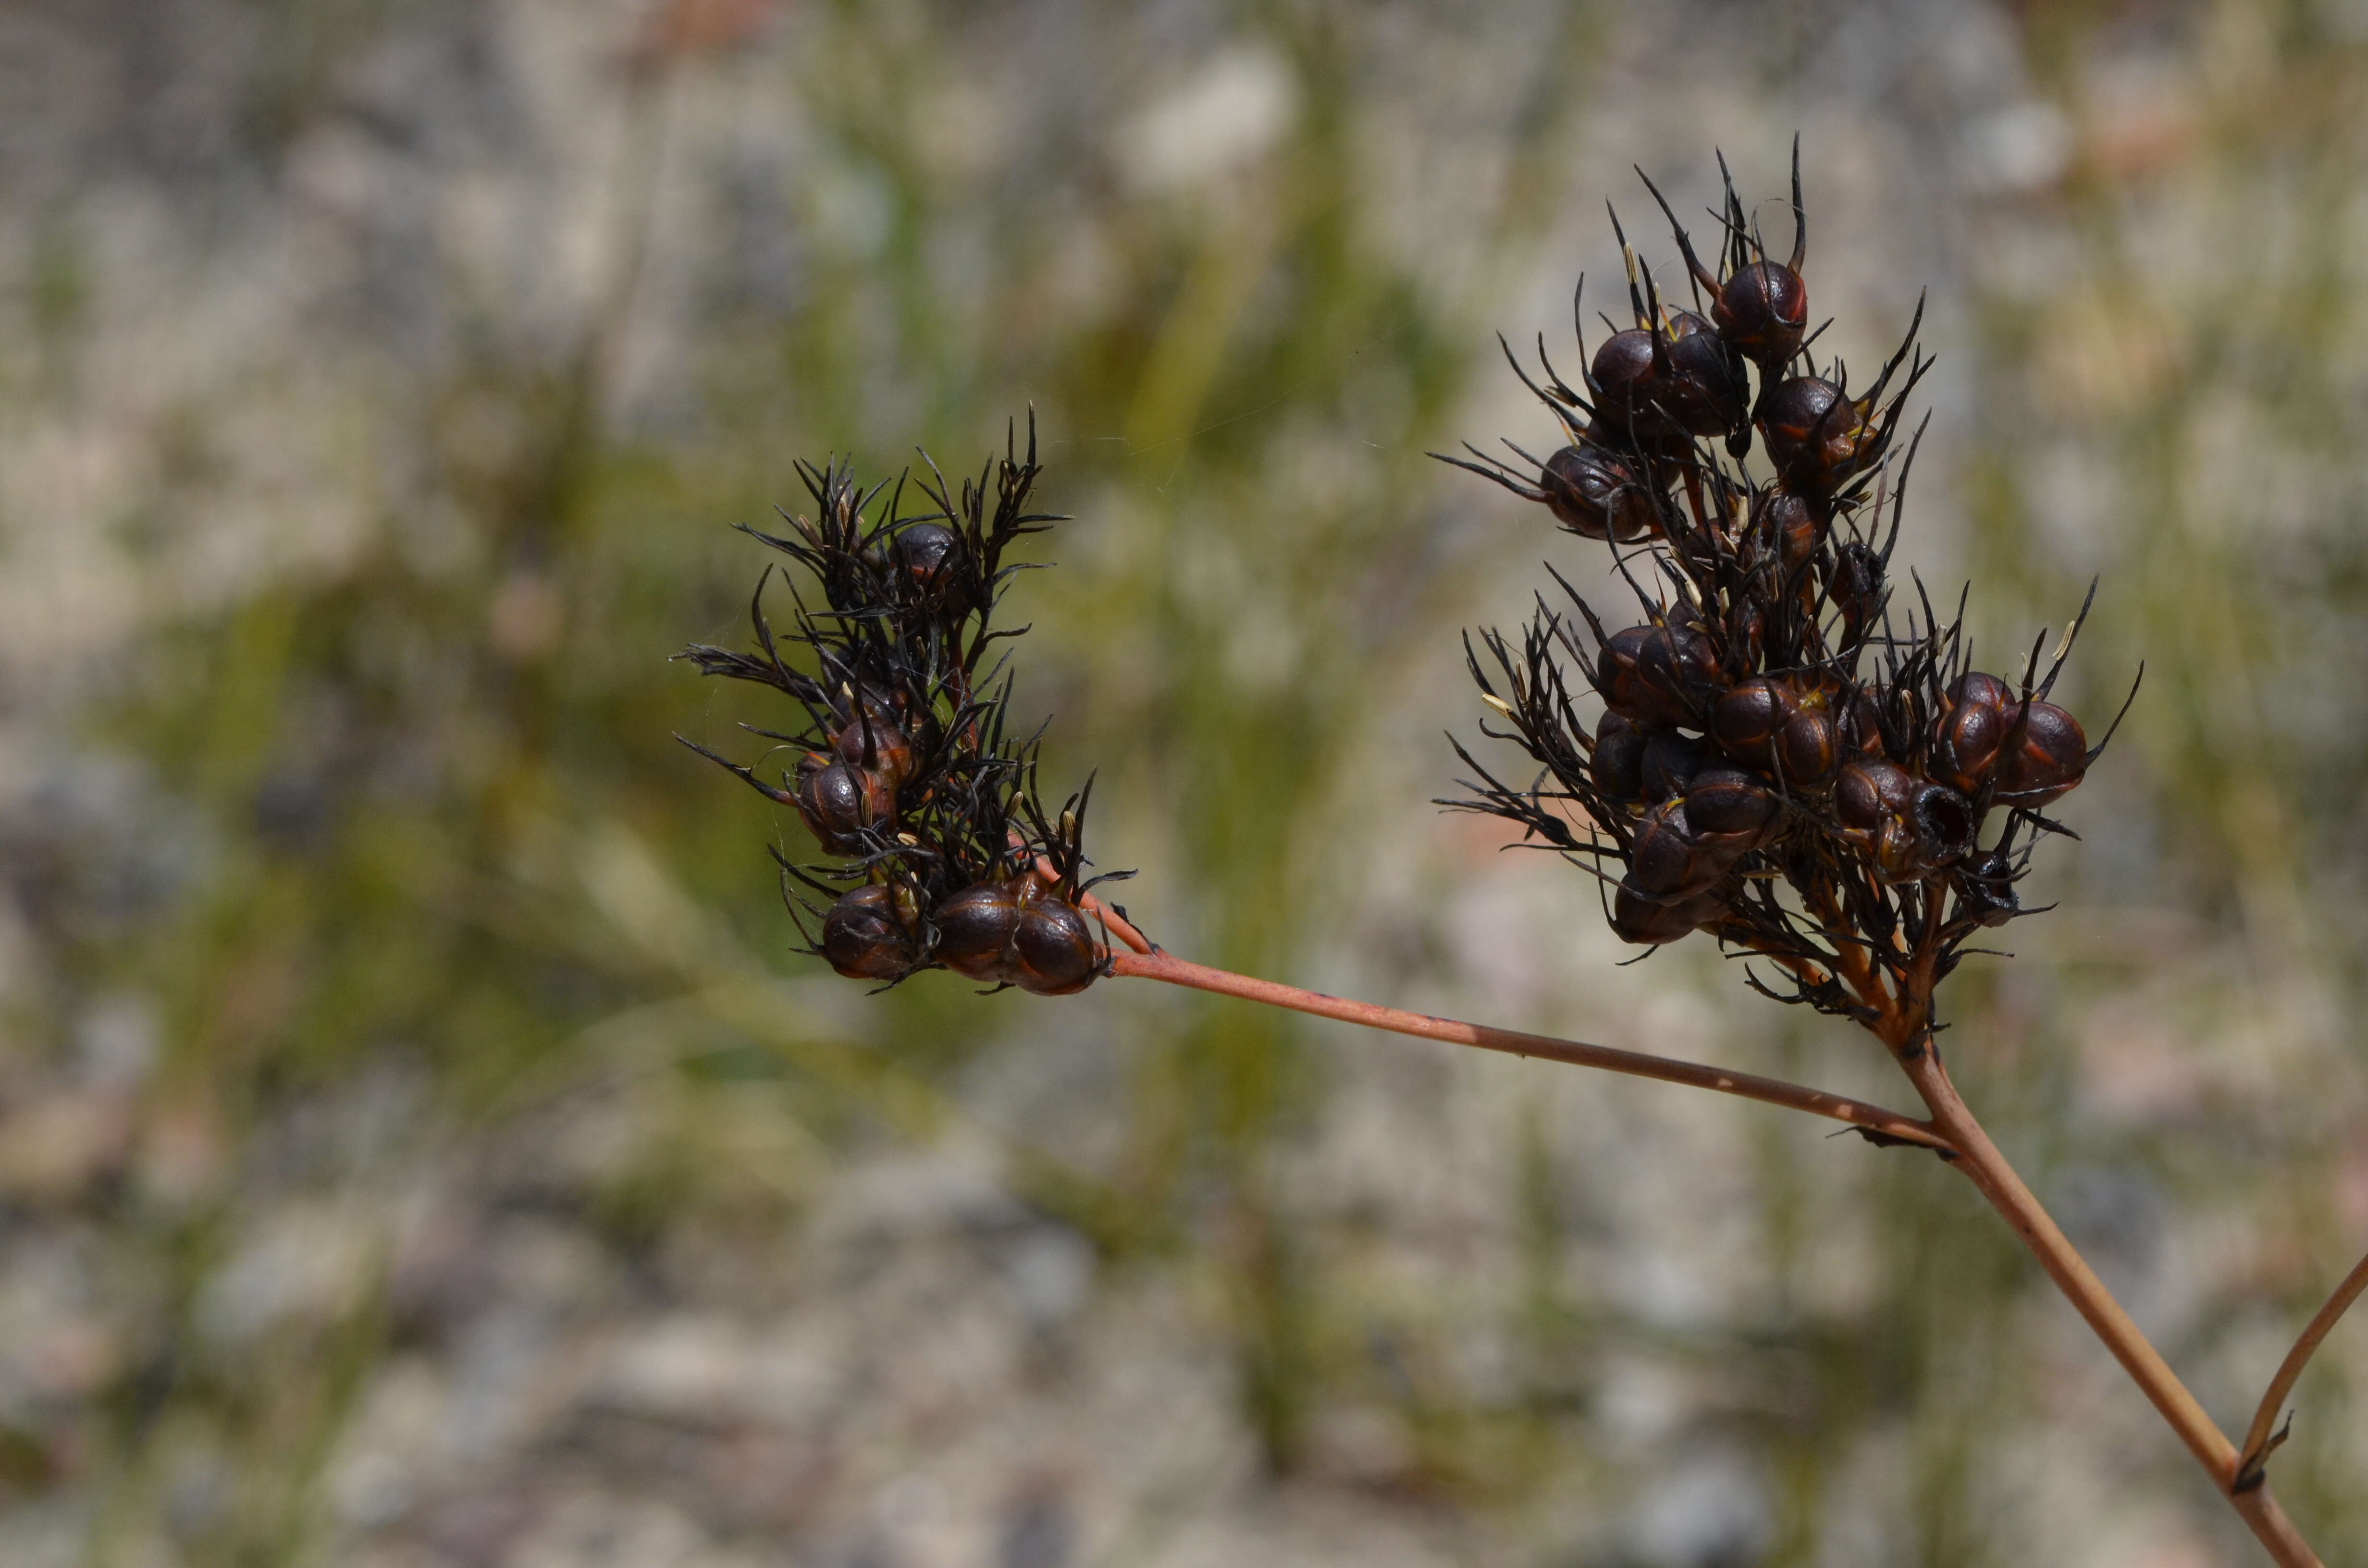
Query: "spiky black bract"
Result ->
[[677, 415, 1132, 992]]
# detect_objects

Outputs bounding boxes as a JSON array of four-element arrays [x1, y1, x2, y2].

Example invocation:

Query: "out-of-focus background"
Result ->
[[3, 0, 2367, 1563]]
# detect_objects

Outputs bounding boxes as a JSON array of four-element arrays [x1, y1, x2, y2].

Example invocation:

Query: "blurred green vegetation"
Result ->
[[5, 1, 2368, 1564]]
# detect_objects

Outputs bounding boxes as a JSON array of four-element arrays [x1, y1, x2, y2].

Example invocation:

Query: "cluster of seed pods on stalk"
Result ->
[[1438, 144, 2134, 1021], [676, 418, 1126, 995]]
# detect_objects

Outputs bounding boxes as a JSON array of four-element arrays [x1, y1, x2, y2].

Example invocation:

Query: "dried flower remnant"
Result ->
[[1435, 144, 2134, 1054], [676, 417, 1129, 993]]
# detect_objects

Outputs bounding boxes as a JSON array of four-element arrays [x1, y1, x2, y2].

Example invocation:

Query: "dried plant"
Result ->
[[683, 149, 2356, 1565]]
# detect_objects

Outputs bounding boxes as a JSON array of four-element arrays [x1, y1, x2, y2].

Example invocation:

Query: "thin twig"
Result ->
[[1105, 946, 1955, 1153], [2235, 1245, 2368, 1490]]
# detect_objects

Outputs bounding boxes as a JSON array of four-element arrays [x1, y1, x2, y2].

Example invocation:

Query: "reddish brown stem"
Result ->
[[1105, 946, 1953, 1153], [2237, 1245, 2368, 1488], [1858, 883, 2320, 1566]]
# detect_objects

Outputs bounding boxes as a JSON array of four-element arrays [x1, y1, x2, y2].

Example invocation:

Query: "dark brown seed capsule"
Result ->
[[1759, 377, 1878, 497], [1754, 490, 1825, 576], [1639, 731, 1704, 802], [1994, 701, 2087, 808], [1714, 259, 1808, 367], [1949, 671, 2015, 716], [1774, 707, 1840, 792], [1541, 442, 1658, 541], [1711, 676, 1801, 765], [1685, 767, 1783, 853], [933, 881, 1024, 982], [1628, 799, 1732, 905], [1836, 758, 1915, 834], [1590, 329, 1678, 440], [891, 522, 966, 594], [1012, 897, 1100, 995], [1828, 686, 1885, 762], [1654, 311, 1751, 437], [1930, 699, 2008, 798], [1600, 621, 1723, 729], [830, 715, 915, 791], [821, 884, 917, 980], [1611, 881, 1727, 945], [1591, 712, 1649, 804], [1955, 850, 2020, 928], [795, 759, 895, 853]]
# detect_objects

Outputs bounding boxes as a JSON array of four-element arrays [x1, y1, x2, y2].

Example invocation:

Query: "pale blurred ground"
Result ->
[[2, 1, 2367, 1564]]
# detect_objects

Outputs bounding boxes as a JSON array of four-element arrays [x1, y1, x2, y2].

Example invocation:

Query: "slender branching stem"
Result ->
[[1102, 946, 1954, 1153], [1858, 886, 2324, 1567], [2236, 1246, 2368, 1489], [1089, 871, 2325, 1562]]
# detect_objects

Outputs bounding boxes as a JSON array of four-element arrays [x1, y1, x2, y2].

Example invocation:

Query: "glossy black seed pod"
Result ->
[[1685, 767, 1784, 853], [1012, 897, 1100, 995], [1994, 701, 2088, 808], [1759, 377, 1878, 497], [795, 758, 895, 853], [1599, 621, 1723, 729], [1753, 490, 1825, 576], [1654, 311, 1751, 438], [1590, 329, 1679, 441], [1541, 441, 1657, 541], [891, 522, 967, 594], [1712, 676, 1840, 788], [1628, 799, 1733, 905], [934, 880, 1024, 981], [1711, 675, 1796, 760], [1591, 712, 1649, 804], [1611, 882, 1728, 945], [1714, 259, 1809, 367], [1836, 757, 1915, 834], [1951, 671, 2015, 716], [821, 884, 918, 980], [829, 714, 915, 791], [1930, 696, 2009, 798], [1638, 730, 1704, 802]]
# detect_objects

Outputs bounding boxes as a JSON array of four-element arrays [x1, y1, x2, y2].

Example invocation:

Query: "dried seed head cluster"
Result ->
[[678, 418, 1127, 993], [1440, 146, 2135, 1033]]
